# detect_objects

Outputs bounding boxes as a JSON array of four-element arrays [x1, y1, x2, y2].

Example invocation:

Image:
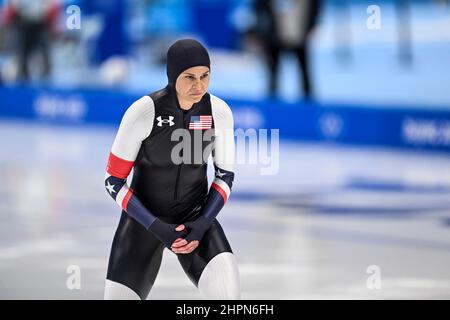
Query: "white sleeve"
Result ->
[[104, 96, 157, 229], [110, 95, 155, 162], [210, 94, 235, 173]]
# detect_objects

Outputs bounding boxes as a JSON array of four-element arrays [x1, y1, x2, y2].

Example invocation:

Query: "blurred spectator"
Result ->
[[3, 0, 60, 82], [395, 0, 412, 67], [252, 0, 321, 99]]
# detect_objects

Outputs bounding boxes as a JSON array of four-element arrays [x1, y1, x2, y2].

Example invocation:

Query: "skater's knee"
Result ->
[[198, 252, 241, 300]]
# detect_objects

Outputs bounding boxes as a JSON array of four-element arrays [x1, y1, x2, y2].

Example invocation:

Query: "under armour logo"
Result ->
[[157, 116, 174, 127]]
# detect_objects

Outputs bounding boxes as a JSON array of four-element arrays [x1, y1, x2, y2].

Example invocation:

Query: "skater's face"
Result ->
[[175, 66, 210, 105]]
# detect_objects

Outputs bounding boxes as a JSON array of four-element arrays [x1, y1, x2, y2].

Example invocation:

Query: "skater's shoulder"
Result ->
[[209, 93, 233, 116], [123, 95, 155, 121]]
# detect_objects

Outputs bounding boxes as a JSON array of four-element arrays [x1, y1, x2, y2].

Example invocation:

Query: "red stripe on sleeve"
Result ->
[[122, 188, 133, 212], [106, 152, 134, 179], [212, 183, 228, 203]]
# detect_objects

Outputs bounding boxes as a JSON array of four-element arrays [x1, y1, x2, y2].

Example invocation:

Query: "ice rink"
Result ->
[[1, 120, 449, 299]]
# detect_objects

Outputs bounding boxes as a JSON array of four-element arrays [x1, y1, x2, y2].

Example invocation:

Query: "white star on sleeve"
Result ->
[[215, 169, 226, 178], [105, 181, 116, 195]]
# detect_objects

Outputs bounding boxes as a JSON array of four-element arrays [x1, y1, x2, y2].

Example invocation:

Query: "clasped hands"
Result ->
[[170, 216, 211, 254], [151, 216, 211, 254], [170, 224, 199, 254]]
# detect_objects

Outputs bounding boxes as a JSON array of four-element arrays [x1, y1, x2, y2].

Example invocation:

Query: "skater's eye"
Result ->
[[185, 75, 195, 80], [201, 73, 209, 79]]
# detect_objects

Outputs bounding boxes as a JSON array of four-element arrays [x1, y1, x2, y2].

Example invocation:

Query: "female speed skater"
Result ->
[[103, 39, 240, 300]]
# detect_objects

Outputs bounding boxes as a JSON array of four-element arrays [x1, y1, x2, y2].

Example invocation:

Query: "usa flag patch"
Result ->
[[189, 115, 212, 130]]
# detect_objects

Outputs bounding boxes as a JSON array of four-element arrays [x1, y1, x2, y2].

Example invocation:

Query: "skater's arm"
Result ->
[[105, 96, 184, 247], [201, 99, 235, 222]]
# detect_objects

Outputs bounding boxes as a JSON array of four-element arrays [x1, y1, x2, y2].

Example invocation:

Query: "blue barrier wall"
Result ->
[[1, 85, 450, 152]]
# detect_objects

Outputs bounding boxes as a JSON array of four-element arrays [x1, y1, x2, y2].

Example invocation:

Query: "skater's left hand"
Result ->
[[170, 224, 199, 254]]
